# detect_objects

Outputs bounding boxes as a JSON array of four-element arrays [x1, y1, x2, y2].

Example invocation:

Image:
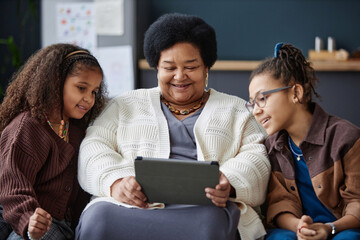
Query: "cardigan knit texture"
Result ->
[[0, 112, 90, 238], [78, 87, 271, 240], [265, 103, 360, 228]]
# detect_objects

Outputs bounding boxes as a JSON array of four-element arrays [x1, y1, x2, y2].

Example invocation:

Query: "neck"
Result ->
[[287, 107, 313, 146], [161, 91, 208, 115], [47, 110, 68, 124]]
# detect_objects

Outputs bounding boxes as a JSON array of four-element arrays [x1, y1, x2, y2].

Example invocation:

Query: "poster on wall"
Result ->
[[95, 0, 124, 36], [96, 45, 134, 98], [56, 2, 97, 54]]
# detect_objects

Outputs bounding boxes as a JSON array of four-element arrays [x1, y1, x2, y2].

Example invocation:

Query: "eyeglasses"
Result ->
[[246, 86, 292, 112]]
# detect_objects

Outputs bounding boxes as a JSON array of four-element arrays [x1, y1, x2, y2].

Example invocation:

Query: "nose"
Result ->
[[174, 69, 186, 80], [83, 92, 93, 103], [253, 104, 263, 116]]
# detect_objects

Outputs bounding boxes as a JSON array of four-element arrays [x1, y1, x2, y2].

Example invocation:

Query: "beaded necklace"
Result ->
[[46, 117, 69, 140], [161, 93, 206, 115]]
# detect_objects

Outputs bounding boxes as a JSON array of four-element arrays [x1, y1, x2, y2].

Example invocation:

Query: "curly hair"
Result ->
[[0, 43, 107, 133], [143, 13, 217, 69], [250, 43, 321, 106]]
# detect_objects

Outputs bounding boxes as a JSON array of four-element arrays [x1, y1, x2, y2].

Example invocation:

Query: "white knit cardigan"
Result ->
[[78, 87, 270, 240]]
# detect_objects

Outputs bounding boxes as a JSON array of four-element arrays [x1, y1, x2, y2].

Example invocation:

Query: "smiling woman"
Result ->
[[75, 13, 270, 240]]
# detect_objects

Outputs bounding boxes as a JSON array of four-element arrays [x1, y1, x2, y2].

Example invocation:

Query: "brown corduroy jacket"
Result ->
[[0, 111, 90, 238], [264, 103, 360, 228]]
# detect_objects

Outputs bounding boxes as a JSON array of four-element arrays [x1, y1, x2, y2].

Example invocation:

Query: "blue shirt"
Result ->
[[288, 137, 336, 223]]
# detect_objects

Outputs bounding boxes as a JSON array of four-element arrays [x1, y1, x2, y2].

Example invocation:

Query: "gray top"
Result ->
[[161, 102, 203, 161]]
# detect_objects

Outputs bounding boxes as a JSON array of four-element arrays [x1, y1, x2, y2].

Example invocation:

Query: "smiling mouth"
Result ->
[[261, 117, 270, 125], [77, 105, 89, 111], [171, 83, 191, 88]]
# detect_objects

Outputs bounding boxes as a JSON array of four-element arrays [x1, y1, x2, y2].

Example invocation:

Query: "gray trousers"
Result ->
[[75, 201, 240, 240], [0, 205, 74, 240]]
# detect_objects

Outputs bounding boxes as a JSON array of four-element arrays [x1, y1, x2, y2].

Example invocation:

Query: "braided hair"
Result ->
[[250, 43, 321, 106]]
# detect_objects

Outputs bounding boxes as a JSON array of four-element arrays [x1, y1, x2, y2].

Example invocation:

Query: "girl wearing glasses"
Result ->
[[248, 43, 360, 240]]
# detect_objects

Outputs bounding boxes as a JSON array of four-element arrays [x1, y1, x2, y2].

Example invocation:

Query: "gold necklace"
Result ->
[[161, 93, 206, 115]]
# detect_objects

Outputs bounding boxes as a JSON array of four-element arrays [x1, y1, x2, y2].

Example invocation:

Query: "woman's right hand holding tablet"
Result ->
[[110, 176, 148, 208]]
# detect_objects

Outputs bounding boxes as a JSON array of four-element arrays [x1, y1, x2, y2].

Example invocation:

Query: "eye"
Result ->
[[185, 66, 196, 70], [78, 86, 86, 91], [92, 90, 99, 95], [163, 67, 175, 71], [255, 94, 266, 103]]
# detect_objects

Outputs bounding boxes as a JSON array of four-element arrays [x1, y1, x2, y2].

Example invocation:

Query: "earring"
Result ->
[[205, 73, 209, 88]]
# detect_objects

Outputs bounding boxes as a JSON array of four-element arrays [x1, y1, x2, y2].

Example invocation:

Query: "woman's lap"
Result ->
[[75, 201, 240, 240]]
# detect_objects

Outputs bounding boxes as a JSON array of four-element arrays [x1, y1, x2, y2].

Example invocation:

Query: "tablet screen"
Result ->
[[135, 156, 219, 205]]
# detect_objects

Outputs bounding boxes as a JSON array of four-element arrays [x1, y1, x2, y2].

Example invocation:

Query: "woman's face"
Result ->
[[248, 74, 296, 136], [62, 67, 103, 121], [157, 42, 208, 106]]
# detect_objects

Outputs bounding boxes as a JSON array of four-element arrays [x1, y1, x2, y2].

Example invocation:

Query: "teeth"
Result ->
[[173, 84, 188, 87]]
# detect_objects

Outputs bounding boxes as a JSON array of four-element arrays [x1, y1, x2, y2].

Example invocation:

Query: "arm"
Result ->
[[220, 115, 271, 206], [78, 100, 135, 197], [0, 130, 43, 237]]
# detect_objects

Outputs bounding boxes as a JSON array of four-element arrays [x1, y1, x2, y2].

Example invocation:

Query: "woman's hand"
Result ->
[[110, 176, 148, 208], [28, 208, 52, 240], [205, 172, 232, 208]]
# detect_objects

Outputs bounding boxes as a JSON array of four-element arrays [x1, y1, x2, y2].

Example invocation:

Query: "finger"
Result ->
[[34, 208, 52, 220], [123, 189, 147, 207], [30, 212, 52, 228], [123, 180, 147, 202], [126, 176, 141, 191], [206, 192, 227, 206], [300, 227, 316, 236], [206, 187, 228, 199]]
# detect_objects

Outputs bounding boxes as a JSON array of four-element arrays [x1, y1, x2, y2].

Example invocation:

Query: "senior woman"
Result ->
[[76, 13, 270, 240]]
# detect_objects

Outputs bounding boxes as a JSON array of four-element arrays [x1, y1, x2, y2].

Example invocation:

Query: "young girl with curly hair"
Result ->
[[0, 43, 107, 240], [247, 43, 360, 239]]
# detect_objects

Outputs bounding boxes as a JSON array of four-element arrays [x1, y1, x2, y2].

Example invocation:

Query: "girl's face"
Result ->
[[62, 67, 102, 121], [157, 42, 208, 106], [248, 74, 296, 136]]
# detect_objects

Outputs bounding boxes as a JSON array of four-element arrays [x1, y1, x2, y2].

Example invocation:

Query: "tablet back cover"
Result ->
[[135, 157, 219, 205]]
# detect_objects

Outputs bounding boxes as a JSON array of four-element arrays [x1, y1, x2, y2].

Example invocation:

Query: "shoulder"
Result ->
[[324, 115, 360, 153], [1, 112, 52, 154], [207, 89, 248, 113], [327, 115, 360, 138], [2, 112, 42, 136]]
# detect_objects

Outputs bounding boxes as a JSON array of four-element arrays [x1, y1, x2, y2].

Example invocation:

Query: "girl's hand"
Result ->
[[110, 176, 148, 208], [28, 208, 52, 240], [205, 172, 232, 208], [297, 215, 318, 240]]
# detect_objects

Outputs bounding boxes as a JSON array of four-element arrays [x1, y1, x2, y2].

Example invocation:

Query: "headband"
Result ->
[[274, 42, 283, 58], [64, 50, 91, 60]]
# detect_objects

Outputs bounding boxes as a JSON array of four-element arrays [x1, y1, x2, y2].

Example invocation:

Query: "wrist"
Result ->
[[27, 231, 38, 240], [325, 222, 336, 236]]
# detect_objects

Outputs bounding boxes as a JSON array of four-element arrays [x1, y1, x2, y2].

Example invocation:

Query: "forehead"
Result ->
[[159, 42, 201, 62], [249, 74, 283, 97]]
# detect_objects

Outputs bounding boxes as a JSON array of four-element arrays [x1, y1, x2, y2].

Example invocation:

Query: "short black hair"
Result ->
[[143, 13, 217, 69]]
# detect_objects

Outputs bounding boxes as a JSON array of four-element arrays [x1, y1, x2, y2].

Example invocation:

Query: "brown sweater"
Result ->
[[0, 112, 90, 237]]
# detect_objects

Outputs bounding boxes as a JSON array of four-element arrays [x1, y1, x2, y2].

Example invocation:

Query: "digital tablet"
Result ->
[[135, 156, 219, 205]]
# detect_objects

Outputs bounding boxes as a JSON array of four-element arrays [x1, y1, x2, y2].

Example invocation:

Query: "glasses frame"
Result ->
[[246, 86, 292, 112]]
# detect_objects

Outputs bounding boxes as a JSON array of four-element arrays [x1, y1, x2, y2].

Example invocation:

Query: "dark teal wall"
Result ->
[[144, 0, 360, 60]]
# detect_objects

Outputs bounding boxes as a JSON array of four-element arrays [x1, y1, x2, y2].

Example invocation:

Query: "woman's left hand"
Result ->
[[205, 172, 232, 208]]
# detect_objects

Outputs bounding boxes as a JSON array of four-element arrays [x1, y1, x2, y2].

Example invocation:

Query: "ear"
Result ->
[[292, 84, 304, 103]]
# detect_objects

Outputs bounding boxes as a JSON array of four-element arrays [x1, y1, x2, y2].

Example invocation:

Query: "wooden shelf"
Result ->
[[138, 59, 360, 72]]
